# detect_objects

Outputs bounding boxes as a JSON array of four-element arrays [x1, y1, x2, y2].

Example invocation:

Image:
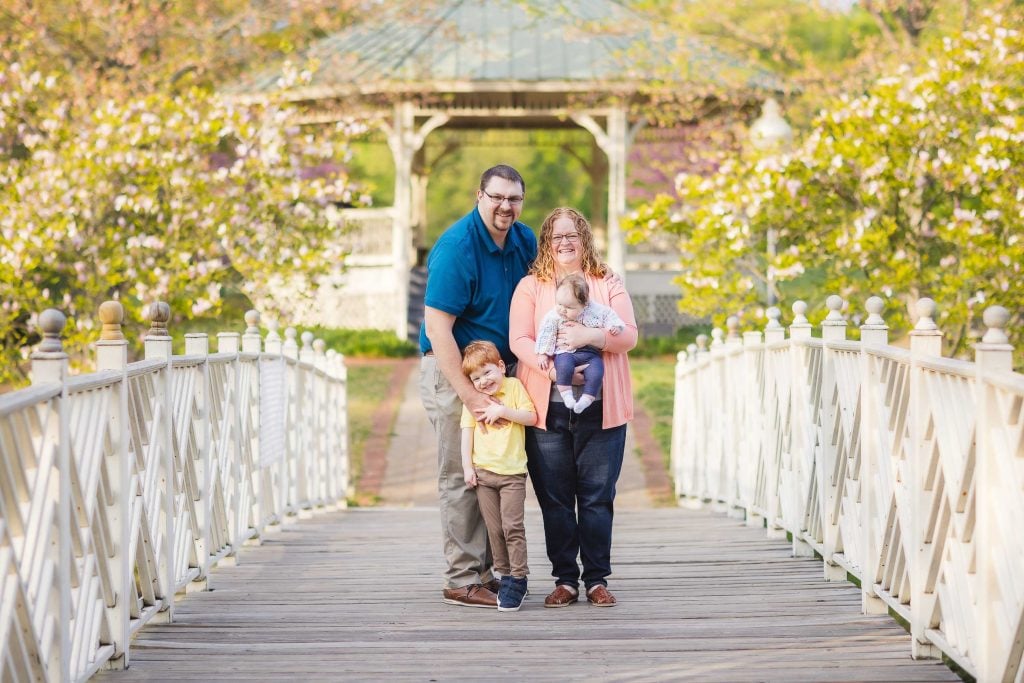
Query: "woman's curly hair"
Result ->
[[528, 207, 608, 283]]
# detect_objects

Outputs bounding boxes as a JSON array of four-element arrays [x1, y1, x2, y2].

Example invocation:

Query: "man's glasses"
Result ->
[[551, 233, 580, 244], [481, 190, 524, 206]]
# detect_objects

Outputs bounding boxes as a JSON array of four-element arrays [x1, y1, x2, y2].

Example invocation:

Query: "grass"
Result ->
[[345, 360, 404, 504], [629, 356, 678, 469]]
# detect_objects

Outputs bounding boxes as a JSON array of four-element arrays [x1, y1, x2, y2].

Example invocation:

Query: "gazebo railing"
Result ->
[[671, 294, 1023, 682], [0, 300, 348, 682]]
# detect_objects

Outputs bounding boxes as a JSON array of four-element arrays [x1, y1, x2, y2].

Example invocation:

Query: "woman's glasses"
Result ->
[[551, 233, 580, 244]]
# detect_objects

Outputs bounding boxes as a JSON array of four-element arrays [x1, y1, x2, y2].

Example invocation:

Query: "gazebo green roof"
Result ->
[[233, 0, 785, 100]]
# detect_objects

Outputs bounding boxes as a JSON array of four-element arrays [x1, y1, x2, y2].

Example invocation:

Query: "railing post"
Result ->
[[329, 349, 351, 502], [858, 296, 889, 616], [185, 332, 212, 587], [30, 309, 71, 682], [724, 318, 744, 518], [788, 301, 814, 558], [96, 302, 132, 667], [908, 297, 941, 659], [973, 306, 1014, 682], [742, 326, 763, 528], [671, 349, 688, 502], [242, 310, 262, 354], [762, 306, 787, 539], [265, 319, 283, 355], [820, 295, 848, 582], [144, 301, 175, 623]]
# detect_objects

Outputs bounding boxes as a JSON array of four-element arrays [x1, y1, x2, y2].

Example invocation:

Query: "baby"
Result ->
[[534, 273, 625, 413]]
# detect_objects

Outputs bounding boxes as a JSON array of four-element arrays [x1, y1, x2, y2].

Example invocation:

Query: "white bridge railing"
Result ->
[[0, 301, 349, 682], [672, 295, 1023, 682]]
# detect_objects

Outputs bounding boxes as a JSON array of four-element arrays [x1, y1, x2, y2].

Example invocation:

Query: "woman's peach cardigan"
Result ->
[[509, 273, 638, 430]]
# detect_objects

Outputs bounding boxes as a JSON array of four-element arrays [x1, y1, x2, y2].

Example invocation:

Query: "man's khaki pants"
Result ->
[[419, 355, 492, 589]]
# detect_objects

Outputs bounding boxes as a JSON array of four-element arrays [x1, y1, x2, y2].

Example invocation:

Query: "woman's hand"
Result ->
[[463, 466, 478, 488], [557, 321, 604, 350]]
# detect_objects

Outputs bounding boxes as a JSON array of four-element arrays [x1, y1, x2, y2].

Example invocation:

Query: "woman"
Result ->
[[509, 207, 637, 607]]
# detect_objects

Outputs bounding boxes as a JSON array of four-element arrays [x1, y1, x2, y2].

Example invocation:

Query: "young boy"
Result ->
[[460, 340, 536, 612], [534, 273, 625, 414]]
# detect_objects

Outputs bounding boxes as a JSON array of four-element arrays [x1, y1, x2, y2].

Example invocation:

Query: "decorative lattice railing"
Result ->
[[0, 301, 348, 682], [672, 295, 1023, 682]]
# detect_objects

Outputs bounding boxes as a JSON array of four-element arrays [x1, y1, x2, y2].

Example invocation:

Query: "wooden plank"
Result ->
[[93, 508, 959, 682]]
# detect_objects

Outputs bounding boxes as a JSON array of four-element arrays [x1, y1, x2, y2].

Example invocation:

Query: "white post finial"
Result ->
[[726, 316, 739, 337], [695, 335, 709, 354], [980, 306, 1010, 345], [910, 297, 943, 357], [97, 301, 129, 370], [98, 301, 125, 341], [35, 308, 67, 355], [144, 300, 173, 360], [283, 326, 299, 359], [860, 296, 889, 345], [265, 320, 282, 354], [790, 300, 812, 339], [242, 310, 262, 354], [711, 327, 724, 349], [764, 306, 786, 344], [687, 342, 698, 362], [974, 305, 1013, 373], [822, 295, 847, 341], [300, 331, 315, 363], [31, 309, 69, 385], [913, 298, 938, 331]]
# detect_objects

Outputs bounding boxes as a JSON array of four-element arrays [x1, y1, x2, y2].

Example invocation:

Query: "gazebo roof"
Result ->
[[232, 0, 784, 101]]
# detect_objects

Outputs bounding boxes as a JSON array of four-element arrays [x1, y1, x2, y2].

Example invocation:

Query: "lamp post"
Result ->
[[749, 98, 792, 306]]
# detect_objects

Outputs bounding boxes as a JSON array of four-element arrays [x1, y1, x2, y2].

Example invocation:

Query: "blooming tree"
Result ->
[[0, 52, 368, 383], [626, 10, 1023, 357]]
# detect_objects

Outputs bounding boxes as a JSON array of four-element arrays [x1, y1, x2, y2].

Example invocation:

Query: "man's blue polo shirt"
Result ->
[[418, 207, 537, 365]]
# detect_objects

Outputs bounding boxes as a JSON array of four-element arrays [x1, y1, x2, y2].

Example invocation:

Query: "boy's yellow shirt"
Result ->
[[460, 377, 535, 475]]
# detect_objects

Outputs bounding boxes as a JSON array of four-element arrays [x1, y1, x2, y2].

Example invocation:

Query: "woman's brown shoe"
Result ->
[[543, 584, 579, 608], [586, 585, 617, 607]]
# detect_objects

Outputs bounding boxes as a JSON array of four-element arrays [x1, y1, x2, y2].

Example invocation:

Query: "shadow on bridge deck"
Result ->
[[94, 507, 957, 682]]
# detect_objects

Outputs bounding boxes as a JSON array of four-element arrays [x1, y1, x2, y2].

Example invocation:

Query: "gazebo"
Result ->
[[233, 0, 783, 338]]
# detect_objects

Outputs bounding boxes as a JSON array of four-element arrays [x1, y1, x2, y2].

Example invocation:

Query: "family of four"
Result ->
[[418, 164, 636, 612]]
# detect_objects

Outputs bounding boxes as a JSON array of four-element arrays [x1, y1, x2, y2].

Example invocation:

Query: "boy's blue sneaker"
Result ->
[[497, 576, 528, 612]]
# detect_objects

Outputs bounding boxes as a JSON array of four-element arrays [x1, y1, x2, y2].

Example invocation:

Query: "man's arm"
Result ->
[[423, 306, 494, 418]]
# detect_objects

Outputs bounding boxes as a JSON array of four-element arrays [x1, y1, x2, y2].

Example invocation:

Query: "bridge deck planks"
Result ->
[[94, 508, 959, 682]]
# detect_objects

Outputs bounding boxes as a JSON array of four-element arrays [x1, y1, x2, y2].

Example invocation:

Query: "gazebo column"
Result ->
[[571, 108, 644, 281], [383, 102, 449, 339], [411, 147, 429, 262]]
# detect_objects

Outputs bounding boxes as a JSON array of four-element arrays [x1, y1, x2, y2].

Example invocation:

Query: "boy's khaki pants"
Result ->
[[475, 469, 528, 578]]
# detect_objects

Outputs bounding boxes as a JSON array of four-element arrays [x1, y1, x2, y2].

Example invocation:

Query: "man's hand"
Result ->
[[464, 391, 509, 431], [478, 402, 507, 425]]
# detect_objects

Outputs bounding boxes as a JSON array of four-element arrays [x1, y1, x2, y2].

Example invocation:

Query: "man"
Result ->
[[418, 164, 536, 608]]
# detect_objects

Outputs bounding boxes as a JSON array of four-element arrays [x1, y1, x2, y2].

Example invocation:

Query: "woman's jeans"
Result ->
[[526, 400, 626, 590]]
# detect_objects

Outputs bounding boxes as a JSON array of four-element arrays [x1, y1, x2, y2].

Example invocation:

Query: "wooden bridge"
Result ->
[[2, 296, 1021, 681]]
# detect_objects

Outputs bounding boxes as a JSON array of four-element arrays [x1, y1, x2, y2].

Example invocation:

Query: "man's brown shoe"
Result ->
[[483, 578, 501, 595], [543, 584, 579, 608], [586, 585, 617, 607], [442, 584, 498, 608]]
